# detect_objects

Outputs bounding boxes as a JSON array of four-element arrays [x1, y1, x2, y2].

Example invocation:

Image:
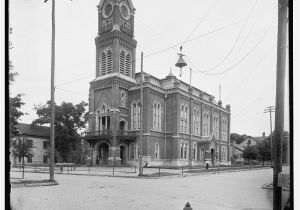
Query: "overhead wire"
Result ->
[[183, 0, 219, 43], [223, 44, 276, 101], [187, 17, 275, 76], [191, 0, 258, 73]]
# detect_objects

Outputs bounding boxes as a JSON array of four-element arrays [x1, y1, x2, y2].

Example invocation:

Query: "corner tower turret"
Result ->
[[95, 0, 137, 80]]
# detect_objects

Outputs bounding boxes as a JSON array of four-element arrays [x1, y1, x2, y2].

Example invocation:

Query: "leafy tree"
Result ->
[[230, 133, 249, 144], [11, 137, 34, 178], [33, 101, 88, 162], [256, 140, 271, 166], [243, 145, 259, 162]]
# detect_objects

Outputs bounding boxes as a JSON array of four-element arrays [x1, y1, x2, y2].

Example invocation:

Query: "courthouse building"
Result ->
[[83, 0, 231, 167]]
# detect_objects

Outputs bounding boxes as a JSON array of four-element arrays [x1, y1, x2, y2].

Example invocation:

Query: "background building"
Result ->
[[10, 123, 50, 165], [83, 0, 231, 167]]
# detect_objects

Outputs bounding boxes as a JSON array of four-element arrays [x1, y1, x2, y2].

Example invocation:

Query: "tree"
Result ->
[[33, 101, 88, 162], [243, 145, 259, 163], [9, 27, 25, 140], [11, 137, 34, 178], [230, 133, 249, 144], [256, 140, 271, 166]]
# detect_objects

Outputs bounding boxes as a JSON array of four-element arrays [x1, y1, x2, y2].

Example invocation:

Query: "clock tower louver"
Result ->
[[86, 0, 137, 166]]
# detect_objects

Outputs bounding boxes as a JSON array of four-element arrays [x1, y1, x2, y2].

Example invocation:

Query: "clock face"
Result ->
[[102, 3, 113, 18], [119, 3, 130, 20]]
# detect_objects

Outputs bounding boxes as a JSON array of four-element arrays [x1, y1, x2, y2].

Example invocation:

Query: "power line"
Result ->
[[194, 0, 258, 73], [187, 17, 275, 76], [56, 87, 87, 95], [56, 19, 245, 87], [223, 44, 275, 101], [231, 83, 275, 121], [183, 0, 219, 43]]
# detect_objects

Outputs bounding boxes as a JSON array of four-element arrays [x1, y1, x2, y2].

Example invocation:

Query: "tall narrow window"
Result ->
[[130, 144, 135, 159], [120, 51, 125, 74], [193, 143, 196, 160], [180, 142, 184, 159], [157, 104, 160, 131], [107, 50, 112, 73], [125, 54, 131, 76], [184, 106, 188, 133], [120, 91, 126, 107], [155, 143, 160, 159], [153, 102, 156, 129], [101, 52, 106, 75], [184, 142, 187, 159], [180, 105, 184, 132], [137, 101, 141, 129], [132, 103, 136, 129]]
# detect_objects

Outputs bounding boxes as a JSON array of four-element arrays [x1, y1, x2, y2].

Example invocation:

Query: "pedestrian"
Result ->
[[205, 161, 209, 170]]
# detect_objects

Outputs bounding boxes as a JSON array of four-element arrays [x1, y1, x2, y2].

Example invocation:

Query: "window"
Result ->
[[153, 102, 156, 129], [131, 101, 141, 130], [155, 143, 160, 159], [43, 141, 49, 149], [202, 111, 210, 136], [120, 91, 126, 107], [180, 142, 184, 159], [213, 114, 219, 139], [222, 117, 228, 141], [27, 139, 33, 148], [120, 50, 131, 76], [137, 101, 141, 129], [180, 105, 184, 132], [184, 142, 187, 159], [27, 156, 32, 163], [193, 109, 196, 135], [153, 101, 161, 131], [129, 144, 135, 159], [120, 51, 125, 74], [193, 143, 196, 160], [125, 54, 131, 76], [184, 106, 188, 134], [200, 147, 205, 160], [100, 48, 112, 75]]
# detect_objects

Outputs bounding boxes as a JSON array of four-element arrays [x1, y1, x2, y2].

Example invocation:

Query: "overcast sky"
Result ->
[[9, 0, 290, 136]]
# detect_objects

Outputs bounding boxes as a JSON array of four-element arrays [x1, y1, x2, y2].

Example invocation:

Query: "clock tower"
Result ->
[[87, 0, 137, 166], [95, 0, 137, 78]]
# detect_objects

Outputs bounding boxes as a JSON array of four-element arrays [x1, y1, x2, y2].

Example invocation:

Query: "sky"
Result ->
[[8, 0, 290, 137]]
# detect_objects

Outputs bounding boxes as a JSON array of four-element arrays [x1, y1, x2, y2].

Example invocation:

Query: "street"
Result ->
[[11, 168, 275, 210]]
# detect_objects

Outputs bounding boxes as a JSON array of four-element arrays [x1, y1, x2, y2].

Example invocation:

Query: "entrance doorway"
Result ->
[[120, 145, 127, 165], [97, 143, 109, 165]]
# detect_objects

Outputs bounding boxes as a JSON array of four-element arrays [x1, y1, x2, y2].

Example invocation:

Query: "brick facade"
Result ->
[[84, 0, 231, 167]]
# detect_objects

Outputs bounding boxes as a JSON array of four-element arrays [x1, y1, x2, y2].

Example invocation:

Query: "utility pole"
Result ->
[[188, 68, 192, 167], [273, 0, 288, 209], [264, 105, 275, 166], [138, 52, 144, 176], [44, 0, 56, 181]]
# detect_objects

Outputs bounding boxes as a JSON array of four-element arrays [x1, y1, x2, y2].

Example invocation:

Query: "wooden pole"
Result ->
[[273, 0, 288, 209], [138, 52, 144, 176], [49, 0, 56, 181]]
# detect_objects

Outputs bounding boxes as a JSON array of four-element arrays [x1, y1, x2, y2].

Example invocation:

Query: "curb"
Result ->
[[11, 167, 271, 179], [11, 181, 59, 188]]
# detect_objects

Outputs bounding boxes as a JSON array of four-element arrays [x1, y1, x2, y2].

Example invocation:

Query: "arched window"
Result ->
[[129, 144, 135, 159], [101, 51, 107, 75], [137, 101, 141, 129], [200, 147, 205, 160], [132, 102, 137, 129], [193, 143, 196, 160], [120, 91, 126, 107], [180, 142, 184, 159], [119, 50, 131, 77], [184, 142, 187, 159], [125, 53, 131, 76], [157, 103, 160, 131], [120, 51, 125, 75], [197, 110, 200, 135], [184, 106, 188, 133], [180, 105, 184, 132], [193, 109, 196, 135], [153, 102, 156, 129], [107, 50, 112, 73], [155, 143, 160, 159]]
